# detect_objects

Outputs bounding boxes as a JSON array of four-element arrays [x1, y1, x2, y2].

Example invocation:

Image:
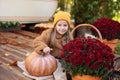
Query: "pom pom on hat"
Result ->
[[53, 11, 71, 27]]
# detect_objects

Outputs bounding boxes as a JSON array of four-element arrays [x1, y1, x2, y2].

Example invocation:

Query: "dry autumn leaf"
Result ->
[[6, 63, 10, 66], [8, 61, 17, 66], [9, 35, 18, 39], [4, 47, 13, 52], [0, 40, 7, 44], [21, 24, 26, 28], [22, 41, 29, 44], [26, 52, 30, 57], [15, 46, 22, 50], [0, 37, 7, 44], [0, 61, 2, 64], [4, 53, 10, 56], [7, 40, 18, 45]]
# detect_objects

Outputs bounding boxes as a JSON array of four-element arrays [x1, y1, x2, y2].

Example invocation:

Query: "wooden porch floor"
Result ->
[[0, 30, 39, 80], [0, 30, 120, 80]]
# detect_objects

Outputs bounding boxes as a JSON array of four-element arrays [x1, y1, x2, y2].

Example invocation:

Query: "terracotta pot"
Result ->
[[72, 75, 101, 80], [103, 39, 120, 51]]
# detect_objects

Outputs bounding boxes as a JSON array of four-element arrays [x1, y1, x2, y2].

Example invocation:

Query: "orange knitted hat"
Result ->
[[53, 11, 71, 27]]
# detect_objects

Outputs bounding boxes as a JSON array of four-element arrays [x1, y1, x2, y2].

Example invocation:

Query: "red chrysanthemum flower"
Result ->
[[60, 37, 114, 78], [91, 18, 120, 40]]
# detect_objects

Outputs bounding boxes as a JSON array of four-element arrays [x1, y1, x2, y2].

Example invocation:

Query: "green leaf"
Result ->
[[0, 21, 3, 27], [115, 42, 120, 54], [13, 22, 20, 27], [5, 21, 13, 28]]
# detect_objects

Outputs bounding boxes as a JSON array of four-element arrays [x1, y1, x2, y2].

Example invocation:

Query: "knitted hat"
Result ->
[[53, 11, 71, 27]]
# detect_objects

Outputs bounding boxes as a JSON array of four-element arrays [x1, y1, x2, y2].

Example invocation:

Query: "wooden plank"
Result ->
[[0, 51, 22, 63], [0, 52, 11, 64], [0, 31, 34, 47], [0, 30, 39, 80], [0, 64, 19, 80], [0, 47, 32, 79], [6, 44, 33, 53], [13, 30, 39, 39], [0, 44, 27, 61], [0, 47, 16, 64], [0, 64, 32, 80]]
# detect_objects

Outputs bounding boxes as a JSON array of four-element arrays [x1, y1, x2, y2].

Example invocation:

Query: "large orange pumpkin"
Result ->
[[25, 51, 57, 76]]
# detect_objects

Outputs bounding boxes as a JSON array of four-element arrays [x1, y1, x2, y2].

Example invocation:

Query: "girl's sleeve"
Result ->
[[33, 29, 51, 54]]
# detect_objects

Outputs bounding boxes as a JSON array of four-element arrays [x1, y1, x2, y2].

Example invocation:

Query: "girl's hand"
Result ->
[[43, 47, 53, 54]]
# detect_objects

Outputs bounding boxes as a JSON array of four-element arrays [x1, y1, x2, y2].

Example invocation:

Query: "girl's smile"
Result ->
[[56, 20, 69, 35]]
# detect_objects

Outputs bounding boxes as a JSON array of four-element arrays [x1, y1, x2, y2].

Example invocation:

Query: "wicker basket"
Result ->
[[71, 24, 102, 41]]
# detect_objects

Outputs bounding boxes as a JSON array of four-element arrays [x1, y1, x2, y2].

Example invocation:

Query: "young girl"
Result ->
[[33, 11, 72, 80]]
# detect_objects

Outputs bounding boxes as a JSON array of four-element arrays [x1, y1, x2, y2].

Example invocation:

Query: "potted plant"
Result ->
[[0, 21, 21, 31], [60, 37, 114, 80], [91, 18, 120, 51]]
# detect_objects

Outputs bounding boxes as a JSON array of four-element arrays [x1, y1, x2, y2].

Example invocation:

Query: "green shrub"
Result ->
[[114, 42, 120, 54], [0, 21, 4, 27], [0, 21, 20, 28]]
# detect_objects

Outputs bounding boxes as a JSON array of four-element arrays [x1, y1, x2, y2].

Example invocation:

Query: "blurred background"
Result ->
[[0, 0, 120, 32]]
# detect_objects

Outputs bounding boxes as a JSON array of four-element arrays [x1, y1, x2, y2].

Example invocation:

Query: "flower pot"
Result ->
[[103, 39, 120, 51], [72, 75, 101, 80]]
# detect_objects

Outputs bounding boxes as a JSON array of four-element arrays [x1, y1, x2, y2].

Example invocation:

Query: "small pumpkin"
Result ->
[[25, 51, 57, 76]]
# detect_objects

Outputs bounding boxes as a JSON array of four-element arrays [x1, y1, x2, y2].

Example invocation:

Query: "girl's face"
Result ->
[[56, 20, 69, 35]]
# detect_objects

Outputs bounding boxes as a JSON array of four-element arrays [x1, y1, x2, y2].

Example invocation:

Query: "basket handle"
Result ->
[[71, 24, 103, 41]]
